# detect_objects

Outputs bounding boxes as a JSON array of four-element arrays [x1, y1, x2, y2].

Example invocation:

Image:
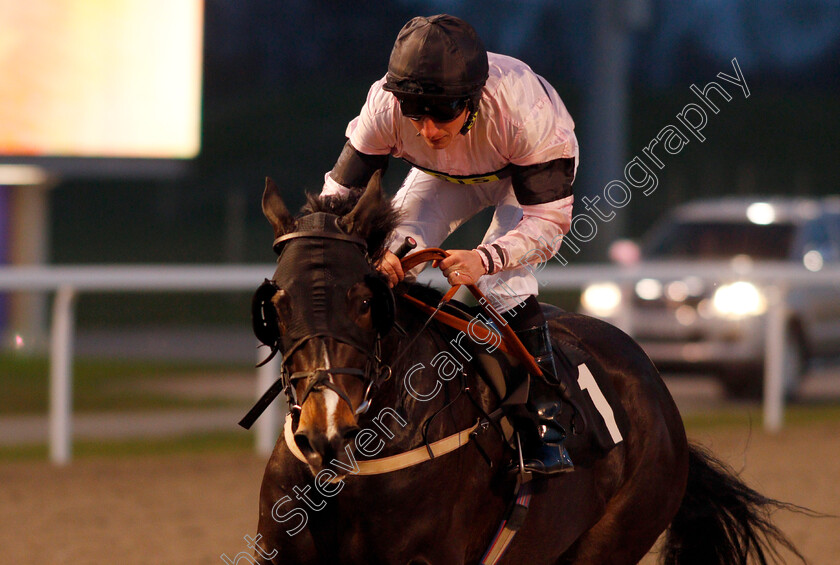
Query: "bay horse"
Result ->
[[245, 173, 804, 564]]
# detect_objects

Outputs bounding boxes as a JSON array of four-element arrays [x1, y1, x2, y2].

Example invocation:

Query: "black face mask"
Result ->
[[252, 213, 394, 360]]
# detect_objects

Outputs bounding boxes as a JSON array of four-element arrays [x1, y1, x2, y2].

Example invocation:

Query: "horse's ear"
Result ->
[[339, 170, 383, 237], [262, 177, 293, 238]]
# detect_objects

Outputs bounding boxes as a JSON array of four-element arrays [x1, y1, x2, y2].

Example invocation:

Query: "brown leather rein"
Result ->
[[399, 247, 543, 377]]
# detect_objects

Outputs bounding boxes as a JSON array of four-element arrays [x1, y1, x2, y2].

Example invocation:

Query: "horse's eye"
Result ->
[[361, 298, 371, 313]]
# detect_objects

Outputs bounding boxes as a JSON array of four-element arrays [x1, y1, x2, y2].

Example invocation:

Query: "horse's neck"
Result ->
[[361, 329, 495, 454]]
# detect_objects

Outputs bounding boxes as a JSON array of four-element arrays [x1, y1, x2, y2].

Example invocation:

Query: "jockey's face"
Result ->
[[407, 108, 468, 150]]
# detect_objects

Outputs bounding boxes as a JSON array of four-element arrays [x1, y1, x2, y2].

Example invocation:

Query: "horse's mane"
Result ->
[[303, 190, 401, 263]]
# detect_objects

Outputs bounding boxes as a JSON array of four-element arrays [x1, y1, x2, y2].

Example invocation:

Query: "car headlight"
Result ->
[[635, 278, 663, 300], [581, 282, 622, 317], [711, 281, 767, 318]]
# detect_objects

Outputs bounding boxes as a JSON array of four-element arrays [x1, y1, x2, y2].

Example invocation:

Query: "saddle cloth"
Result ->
[[477, 333, 625, 462]]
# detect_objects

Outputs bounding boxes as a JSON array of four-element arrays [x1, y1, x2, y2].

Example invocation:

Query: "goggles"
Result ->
[[398, 96, 467, 123]]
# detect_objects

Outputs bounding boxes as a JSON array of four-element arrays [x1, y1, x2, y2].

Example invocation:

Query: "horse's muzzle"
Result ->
[[293, 419, 361, 471]]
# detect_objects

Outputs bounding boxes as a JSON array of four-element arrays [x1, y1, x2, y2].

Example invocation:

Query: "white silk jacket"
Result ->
[[322, 52, 579, 273]]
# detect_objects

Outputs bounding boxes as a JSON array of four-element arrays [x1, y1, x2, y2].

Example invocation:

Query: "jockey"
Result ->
[[321, 14, 577, 475]]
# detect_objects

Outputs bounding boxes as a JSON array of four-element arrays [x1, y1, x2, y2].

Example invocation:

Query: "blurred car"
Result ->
[[579, 196, 840, 397]]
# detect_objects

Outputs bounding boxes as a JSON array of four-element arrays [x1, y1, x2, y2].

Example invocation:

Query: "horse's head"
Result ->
[[254, 172, 399, 474]]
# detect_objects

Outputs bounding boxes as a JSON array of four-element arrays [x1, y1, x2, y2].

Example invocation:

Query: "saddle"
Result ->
[[397, 281, 622, 462]]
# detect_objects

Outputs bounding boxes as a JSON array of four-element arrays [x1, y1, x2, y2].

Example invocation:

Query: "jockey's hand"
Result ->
[[436, 249, 487, 286], [377, 250, 405, 288]]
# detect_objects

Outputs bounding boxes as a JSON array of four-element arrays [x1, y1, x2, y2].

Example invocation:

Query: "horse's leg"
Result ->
[[560, 407, 687, 564]]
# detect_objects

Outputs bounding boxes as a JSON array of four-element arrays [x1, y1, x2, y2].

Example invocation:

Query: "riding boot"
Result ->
[[515, 323, 574, 475]]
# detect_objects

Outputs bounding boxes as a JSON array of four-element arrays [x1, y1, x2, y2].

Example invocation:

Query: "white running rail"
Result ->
[[2, 261, 839, 464]]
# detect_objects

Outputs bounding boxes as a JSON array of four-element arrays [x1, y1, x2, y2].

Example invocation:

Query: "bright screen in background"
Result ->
[[0, 0, 203, 160]]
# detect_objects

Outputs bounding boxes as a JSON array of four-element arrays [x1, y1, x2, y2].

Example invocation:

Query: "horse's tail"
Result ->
[[661, 443, 808, 565]]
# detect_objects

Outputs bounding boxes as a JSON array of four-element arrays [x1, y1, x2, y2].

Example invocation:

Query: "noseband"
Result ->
[[283, 336, 392, 420]]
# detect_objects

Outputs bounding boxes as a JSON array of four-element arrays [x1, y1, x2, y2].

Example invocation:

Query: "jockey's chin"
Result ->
[[411, 109, 468, 150], [425, 136, 453, 150]]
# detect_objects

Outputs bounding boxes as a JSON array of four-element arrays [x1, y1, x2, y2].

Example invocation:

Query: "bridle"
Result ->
[[240, 218, 394, 430], [283, 335, 392, 420]]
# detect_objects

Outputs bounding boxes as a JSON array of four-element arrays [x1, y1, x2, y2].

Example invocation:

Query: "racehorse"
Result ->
[[246, 172, 804, 564]]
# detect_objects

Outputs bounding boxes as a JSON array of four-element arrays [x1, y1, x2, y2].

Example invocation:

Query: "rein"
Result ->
[[280, 248, 537, 565], [366, 248, 540, 565], [244, 244, 541, 449], [400, 248, 542, 376]]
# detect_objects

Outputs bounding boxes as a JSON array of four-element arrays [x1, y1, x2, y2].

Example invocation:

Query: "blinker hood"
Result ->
[[272, 213, 380, 355]]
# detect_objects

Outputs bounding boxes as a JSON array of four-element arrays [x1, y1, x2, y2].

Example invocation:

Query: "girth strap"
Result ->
[[480, 476, 533, 565]]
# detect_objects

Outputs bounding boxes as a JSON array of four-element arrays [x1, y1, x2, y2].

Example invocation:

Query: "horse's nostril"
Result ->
[[294, 433, 314, 455], [342, 426, 361, 442]]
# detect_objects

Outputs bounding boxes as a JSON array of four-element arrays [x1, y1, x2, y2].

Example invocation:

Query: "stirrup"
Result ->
[[510, 432, 574, 477]]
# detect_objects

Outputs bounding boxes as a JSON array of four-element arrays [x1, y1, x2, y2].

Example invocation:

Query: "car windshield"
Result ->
[[644, 221, 796, 259]]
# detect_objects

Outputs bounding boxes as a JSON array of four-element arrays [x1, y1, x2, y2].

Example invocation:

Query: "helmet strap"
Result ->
[[459, 104, 480, 135]]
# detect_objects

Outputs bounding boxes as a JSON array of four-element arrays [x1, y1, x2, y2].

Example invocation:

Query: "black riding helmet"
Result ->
[[383, 15, 488, 131]]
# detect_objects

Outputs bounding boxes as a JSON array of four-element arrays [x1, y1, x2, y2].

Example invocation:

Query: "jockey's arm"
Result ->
[[371, 158, 576, 287], [474, 158, 575, 276], [321, 140, 404, 285], [321, 140, 389, 198]]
